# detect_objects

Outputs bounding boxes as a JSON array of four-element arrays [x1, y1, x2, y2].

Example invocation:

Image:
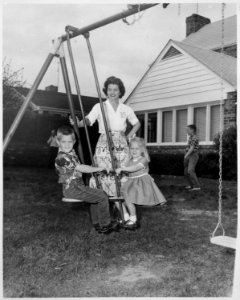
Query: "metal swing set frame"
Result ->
[[3, 3, 160, 222], [3, 3, 237, 246]]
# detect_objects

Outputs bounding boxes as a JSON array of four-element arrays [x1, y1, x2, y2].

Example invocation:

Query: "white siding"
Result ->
[[128, 52, 234, 111]]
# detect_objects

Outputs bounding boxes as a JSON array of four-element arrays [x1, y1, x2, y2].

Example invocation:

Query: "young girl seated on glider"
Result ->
[[116, 137, 166, 229]]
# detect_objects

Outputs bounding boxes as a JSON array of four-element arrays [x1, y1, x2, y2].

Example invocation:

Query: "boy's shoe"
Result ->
[[123, 219, 139, 230], [98, 221, 119, 234], [189, 187, 201, 191], [185, 186, 192, 190], [93, 223, 101, 232]]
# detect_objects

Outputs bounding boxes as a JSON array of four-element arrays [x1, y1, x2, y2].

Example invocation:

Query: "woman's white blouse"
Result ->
[[86, 100, 139, 133]]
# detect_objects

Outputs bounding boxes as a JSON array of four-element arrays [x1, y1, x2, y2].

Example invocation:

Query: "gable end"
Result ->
[[162, 46, 182, 60]]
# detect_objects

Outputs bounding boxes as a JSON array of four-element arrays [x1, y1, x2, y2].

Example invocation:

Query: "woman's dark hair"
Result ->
[[102, 76, 125, 99]]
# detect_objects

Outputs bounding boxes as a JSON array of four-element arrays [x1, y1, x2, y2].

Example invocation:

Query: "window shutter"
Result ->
[[162, 111, 172, 142], [194, 107, 206, 141], [176, 109, 187, 142], [210, 105, 220, 140], [147, 112, 157, 143], [136, 114, 145, 139]]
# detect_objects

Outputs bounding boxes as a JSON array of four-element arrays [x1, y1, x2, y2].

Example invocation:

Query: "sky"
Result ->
[[2, 1, 238, 100]]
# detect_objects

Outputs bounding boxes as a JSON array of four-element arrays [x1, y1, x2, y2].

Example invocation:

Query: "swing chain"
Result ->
[[178, 4, 181, 16], [196, 3, 199, 15], [122, 4, 145, 26], [212, 3, 225, 238]]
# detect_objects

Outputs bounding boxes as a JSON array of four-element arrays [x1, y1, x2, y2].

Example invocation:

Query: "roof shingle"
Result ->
[[16, 87, 99, 115], [182, 15, 237, 50], [172, 40, 237, 88]]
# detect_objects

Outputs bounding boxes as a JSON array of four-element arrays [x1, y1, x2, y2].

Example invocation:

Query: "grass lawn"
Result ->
[[3, 167, 237, 297]]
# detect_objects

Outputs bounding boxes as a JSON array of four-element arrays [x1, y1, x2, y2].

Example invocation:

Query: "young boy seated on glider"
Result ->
[[55, 125, 118, 234]]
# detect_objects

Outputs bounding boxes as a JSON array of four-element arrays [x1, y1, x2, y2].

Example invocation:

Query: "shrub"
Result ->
[[149, 152, 220, 179], [149, 142, 236, 181]]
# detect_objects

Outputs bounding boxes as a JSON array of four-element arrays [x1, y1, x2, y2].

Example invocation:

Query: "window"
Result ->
[[147, 112, 157, 143], [210, 105, 220, 140], [136, 114, 145, 138], [162, 111, 172, 142], [176, 109, 187, 142], [194, 107, 206, 141], [136, 104, 220, 145]]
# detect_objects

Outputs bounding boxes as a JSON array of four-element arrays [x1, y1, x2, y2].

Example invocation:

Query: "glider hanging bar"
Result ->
[[59, 44, 85, 163], [83, 32, 124, 220], [65, 29, 102, 189], [62, 4, 159, 42]]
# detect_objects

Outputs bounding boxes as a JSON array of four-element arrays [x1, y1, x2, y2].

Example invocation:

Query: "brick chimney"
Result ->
[[186, 14, 211, 37], [45, 85, 58, 92]]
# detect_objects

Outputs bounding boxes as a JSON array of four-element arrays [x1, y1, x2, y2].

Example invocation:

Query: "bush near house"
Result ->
[[149, 126, 237, 181], [150, 152, 219, 180]]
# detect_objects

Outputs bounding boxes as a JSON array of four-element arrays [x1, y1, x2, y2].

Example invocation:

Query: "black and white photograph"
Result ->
[[2, 1, 239, 297]]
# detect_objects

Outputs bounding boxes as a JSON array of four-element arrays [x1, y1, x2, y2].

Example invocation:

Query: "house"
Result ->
[[126, 14, 237, 154], [3, 85, 100, 167]]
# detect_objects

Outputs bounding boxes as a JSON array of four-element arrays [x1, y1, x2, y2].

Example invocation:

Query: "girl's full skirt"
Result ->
[[122, 174, 166, 206]]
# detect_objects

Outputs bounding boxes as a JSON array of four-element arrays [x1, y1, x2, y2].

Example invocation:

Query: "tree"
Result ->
[[3, 58, 26, 109]]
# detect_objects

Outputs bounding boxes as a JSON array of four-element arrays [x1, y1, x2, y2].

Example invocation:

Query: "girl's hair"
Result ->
[[129, 137, 150, 162], [102, 76, 125, 99], [56, 125, 75, 142]]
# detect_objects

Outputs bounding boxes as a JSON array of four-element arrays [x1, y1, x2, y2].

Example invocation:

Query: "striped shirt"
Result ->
[[186, 135, 199, 152]]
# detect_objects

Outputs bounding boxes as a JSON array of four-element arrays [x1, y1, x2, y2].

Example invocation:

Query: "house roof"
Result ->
[[183, 15, 237, 50], [172, 40, 237, 88], [16, 87, 99, 115]]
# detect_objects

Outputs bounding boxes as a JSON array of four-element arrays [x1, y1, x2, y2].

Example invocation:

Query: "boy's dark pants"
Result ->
[[63, 179, 111, 227], [184, 152, 200, 187], [49, 147, 58, 169]]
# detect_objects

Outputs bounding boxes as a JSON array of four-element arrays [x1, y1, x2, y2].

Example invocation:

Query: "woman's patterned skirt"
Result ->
[[89, 132, 129, 196]]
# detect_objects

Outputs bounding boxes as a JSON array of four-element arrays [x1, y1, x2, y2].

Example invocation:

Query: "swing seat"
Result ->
[[62, 198, 84, 203], [210, 235, 236, 249]]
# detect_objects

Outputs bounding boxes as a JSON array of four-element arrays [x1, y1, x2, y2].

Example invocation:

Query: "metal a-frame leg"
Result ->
[[65, 30, 102, 189], [3, 38, 62, 152], [58, 44, 85, 164]]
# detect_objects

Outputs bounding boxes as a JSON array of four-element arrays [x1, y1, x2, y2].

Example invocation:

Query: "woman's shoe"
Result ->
[[98, 221, 119, 234], [117, 218, 128, 228], [123, 219, 139, 230], [93, 223, 101, 232]]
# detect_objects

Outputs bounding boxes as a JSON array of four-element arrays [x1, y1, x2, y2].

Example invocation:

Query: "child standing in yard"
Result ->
[[116, 137, 166, 229], [55, 125, 118, 234], [184, 124, 201, 191], [47, 129, 58, 169]]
